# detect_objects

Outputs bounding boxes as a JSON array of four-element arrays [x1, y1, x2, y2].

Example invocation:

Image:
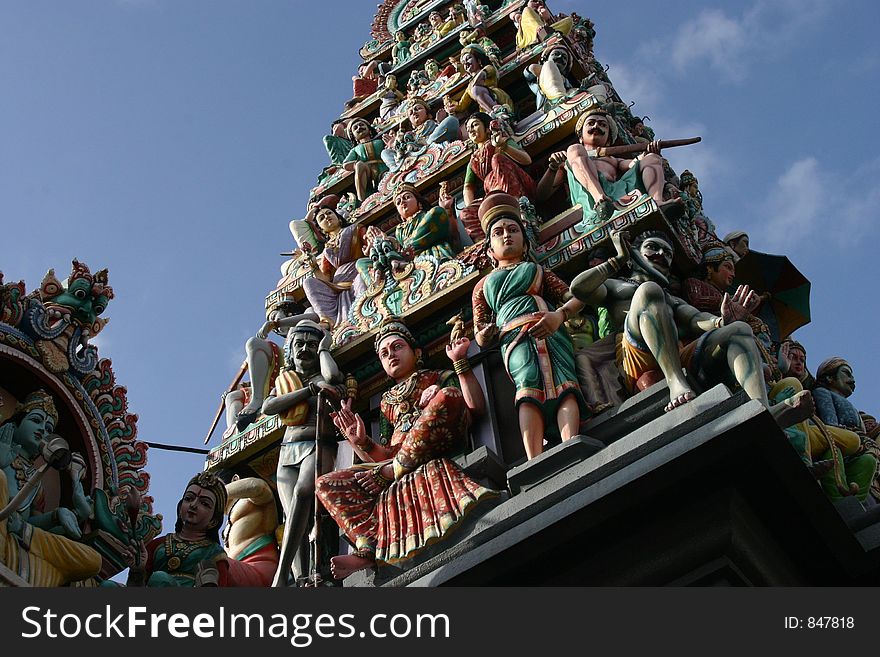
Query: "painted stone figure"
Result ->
[[261, 320, 343, 586], [343, 118, 389, 202], [317, 120, 354, 185], [514, 0, 573, 50], [472, 193, 589, 459], [378, 74, 406, 120], [455, 45, 513, 115], [434, 93, 465, 142], [301, 195, 367, 329], [524, 42, 580, 111], [684, 241, 778, 382], [811, 358, 877, 502], [323, 119, 353, 167], [390, 183, 457, 262], [350, 63, 379, 104], [423, 58, 442, 82], [570, 229, 814, 426], [564, 107, 669, 225], [0, 390, 102, 586], [428, 10, 455, 39], [463, 0, 488, 26], [723, 230, 749, 262], [381, 98, 457, 172], [461, 113, 535, 240], [459, 28, 501, 67], [28, 260, 113, 374], [391, 31, 411, 67], [227, 302, 320, 433], [779, 338, 815, 390], [464, 113, 534, 202], [220, 476, 279, 587], [125, 472, 228, 587], [316, 318, 496, 580]]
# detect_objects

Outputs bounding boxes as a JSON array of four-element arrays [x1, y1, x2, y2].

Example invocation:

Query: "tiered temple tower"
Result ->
[[204, 0, 880, 586]]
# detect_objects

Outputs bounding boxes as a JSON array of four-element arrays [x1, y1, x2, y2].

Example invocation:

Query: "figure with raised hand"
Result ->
[[378, 74, 406, 120], [261, 320, 344, 586], [455, 45, 513, 114], [381, 98, 458, 172], [391, 183, 457, 261], [301, 195, 367, 329], [461, 113, 535, 241], [570, 229, 814, 426], [316, 317, 496, 580], [684, 241, 778, 381], [0, 389, 102, 586], [226, 302, 320, 433], [779, 338, 815, 389], [471, 193, 590, 459]]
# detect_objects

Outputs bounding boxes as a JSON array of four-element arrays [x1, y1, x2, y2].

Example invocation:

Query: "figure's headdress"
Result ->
[[409, 96, 430, 110], [722, 230, 748, 245], [283, 319, 325, 367], [701, 241, 732, 266], [478, 191, 523, 236], [290, 319, 325, 339], [461, 43, 490, 64], [305, 194, 344, 239], [393, 183, 419, 202], [373, 316, 417, 352], [783, 338, 806, 355], [15, 389, 59, 423], [816, 357, 851, 385]]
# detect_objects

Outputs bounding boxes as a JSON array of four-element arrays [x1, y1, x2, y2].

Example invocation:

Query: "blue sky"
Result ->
[[2, 0, 879, 544]]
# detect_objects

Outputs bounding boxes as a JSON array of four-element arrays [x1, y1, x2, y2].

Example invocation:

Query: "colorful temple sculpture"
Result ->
[[0, 261, 160, 586], [201, 0, 880, 587]]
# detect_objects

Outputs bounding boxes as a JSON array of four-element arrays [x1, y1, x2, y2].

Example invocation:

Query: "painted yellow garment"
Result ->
[[0, 469, 102, 586], [274, 370, 309, 426], [455, 65, 513, 113], [538, 60, 569, 102], [516, 7, 573, 49], [767, 378, 861, 457]]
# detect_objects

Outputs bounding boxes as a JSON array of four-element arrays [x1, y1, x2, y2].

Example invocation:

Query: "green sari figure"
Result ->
[[472, 193, 590, 460], [145, 534, 225, 587], [125, 472, 228, 587], [392, 183, 456, 261]]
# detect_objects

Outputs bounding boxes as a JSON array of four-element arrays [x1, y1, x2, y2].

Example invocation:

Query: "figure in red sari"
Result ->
[[461, 113, 535, 240], [315, 318, 496, 580]]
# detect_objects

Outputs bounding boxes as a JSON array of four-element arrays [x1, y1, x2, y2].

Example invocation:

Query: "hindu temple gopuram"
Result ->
[[4, 0, 880, 587]]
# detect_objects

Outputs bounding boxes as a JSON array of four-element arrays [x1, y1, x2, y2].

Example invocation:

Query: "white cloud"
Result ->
[[644, 0, 831, 82], [602, 60, 663, 111], [761, 156, 880, 250], [761, 157, 825, 249], [669, 9, 748, 81]]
